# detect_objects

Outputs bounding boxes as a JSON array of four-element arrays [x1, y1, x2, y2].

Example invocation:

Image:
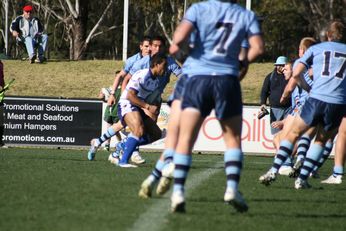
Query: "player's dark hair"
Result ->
[[151, 35, 166, 46], [150, 52, 167, 68], [140, 35, 151, 44]]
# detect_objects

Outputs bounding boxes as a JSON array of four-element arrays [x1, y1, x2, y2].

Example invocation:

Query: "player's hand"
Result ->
[[271, 121, 284, 129], [280, 96, 288, 104], [148, 104, 159, 115], [169, 44, 180, 56], [260, 104, 266, 111], [12, 31, 19, 37], [107, 95, 115, 106]]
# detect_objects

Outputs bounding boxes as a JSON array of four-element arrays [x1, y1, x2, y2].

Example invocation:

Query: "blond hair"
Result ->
[[299, 37, 317, 51]]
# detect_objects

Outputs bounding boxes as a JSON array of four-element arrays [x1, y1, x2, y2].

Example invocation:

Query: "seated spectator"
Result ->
[[10, 5, 48, 63]]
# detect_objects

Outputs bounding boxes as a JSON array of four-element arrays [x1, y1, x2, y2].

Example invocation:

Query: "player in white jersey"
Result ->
[[111, 35, 182, 164], [168, 0, 264, 213], [87, 36, 151, 163], [113, 53, 168, 167], [259, 21, 346, 189]]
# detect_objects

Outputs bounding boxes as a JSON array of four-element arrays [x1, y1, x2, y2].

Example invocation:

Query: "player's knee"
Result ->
[[132, 126, 144, 137], [286, 129, 301, 142]]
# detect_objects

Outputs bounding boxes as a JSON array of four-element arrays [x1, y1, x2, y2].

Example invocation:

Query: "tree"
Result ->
[[292, 0, 346, 40], [32, 0, 116, 60]]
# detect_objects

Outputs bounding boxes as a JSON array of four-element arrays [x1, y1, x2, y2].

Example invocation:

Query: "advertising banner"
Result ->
[[3, 97, 102, 147], [140, 104, 277, 154], [101, 104, 276, 154]]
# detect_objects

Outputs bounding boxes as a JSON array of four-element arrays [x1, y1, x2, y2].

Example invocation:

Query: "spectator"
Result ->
[[260, 56, 292, 135], [10, 5, 48, 63]]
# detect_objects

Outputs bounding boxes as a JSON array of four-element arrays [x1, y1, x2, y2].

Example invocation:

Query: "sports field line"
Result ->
[[128, 161, 224, 231]]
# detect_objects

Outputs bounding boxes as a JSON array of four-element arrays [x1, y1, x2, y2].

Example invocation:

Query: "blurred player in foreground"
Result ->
[[167, 0, 264, 213], [138, 39, 250, 199]]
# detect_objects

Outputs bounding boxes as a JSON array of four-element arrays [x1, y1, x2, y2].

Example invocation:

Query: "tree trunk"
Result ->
[[71, 0, 88, 60]]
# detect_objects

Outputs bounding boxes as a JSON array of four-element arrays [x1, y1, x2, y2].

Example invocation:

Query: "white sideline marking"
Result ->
[[128, 162, 224, 231]]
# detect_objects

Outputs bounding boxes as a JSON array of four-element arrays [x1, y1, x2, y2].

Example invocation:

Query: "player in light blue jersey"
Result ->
[[87, 36, 151, 163], [269, 38, 318, 177], [123, 35, 182, 98], [168, 0, 264, 213], [108, 36, 151, 105], [259, 21, 346, 189]]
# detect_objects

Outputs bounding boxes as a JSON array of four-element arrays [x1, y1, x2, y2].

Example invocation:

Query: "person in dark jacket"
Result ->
[[260, 56, 292, 135]]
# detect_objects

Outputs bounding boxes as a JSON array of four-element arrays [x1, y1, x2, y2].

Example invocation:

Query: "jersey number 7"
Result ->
[[214, 22, 233, 54]]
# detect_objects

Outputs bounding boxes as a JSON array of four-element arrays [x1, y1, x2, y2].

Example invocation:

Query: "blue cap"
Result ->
[[274, 56, 288, 65]]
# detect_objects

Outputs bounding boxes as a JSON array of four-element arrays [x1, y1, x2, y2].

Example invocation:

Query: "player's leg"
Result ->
[[275, 115, 295, 176], [259, 114, 309, 185], [290, 126, 317, 177], [295, 128, 332, 189], [118, 110, 145, 167], [88, 120, 123, 161], [322, 116, 346, 184], [107, 121, 126, 163], [310, 131, 336, 178], [139, 99, 182, 198], [221, 115, 248, 212], [171, 108, 204, 212], [296, 102, 345, 189], [156, 100, 182, 194]]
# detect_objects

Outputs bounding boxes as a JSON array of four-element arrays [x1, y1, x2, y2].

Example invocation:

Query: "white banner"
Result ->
[[101, 103, 336, 155], [101, 104, 277, 154]]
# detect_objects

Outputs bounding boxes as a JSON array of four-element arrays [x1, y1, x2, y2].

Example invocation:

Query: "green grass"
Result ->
[[1, 148, 345, 231], [2, 60, 274, 104]]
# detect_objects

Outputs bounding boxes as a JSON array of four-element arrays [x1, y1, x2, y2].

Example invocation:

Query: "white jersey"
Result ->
[[119, 68, 159, 105]]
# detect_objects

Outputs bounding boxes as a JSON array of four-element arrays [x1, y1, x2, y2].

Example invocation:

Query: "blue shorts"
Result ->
[[167, 74, 188, 106], [300, 97, 346, 131], [181, 75, 242, 119]]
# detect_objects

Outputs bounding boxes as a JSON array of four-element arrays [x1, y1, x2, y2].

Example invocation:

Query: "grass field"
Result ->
[[1, 60, 274, 104], [1, 148, 345, 231]]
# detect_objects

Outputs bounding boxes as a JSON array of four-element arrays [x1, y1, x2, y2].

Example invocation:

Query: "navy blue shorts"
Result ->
[[181, 75, 242, 119], [300, 97, 346, 131], [167, 74, 189, 106]]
